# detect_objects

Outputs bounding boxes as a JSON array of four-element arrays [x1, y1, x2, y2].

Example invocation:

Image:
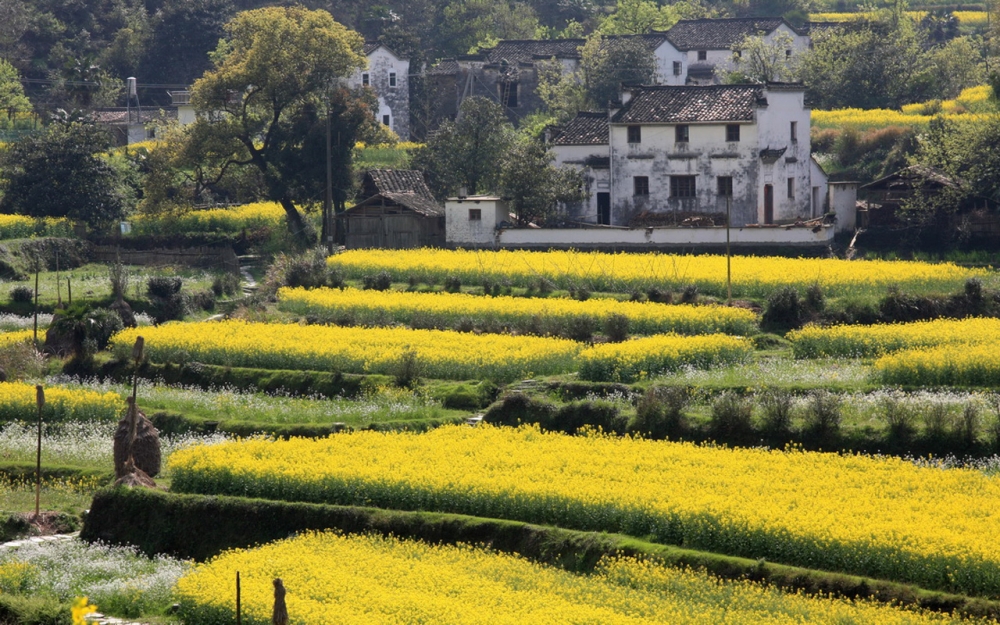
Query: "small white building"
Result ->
[[549, 83, 835, 229], [445, 196, 510, 246], [664, 18, 809, 84], [347, 43, 410, 140]]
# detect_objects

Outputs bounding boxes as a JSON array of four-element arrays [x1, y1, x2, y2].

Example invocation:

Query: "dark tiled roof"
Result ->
[[482, 39, 586, 65], [478, 34, 673, 66], [363, 42, 381, 55], [426, 59, 460, 75], [551, 112, 609, 145], [612, 85, 764, 124], [364, 169, 435, 197], [665, 18, 793, 50], [382, 192, 443, 216]]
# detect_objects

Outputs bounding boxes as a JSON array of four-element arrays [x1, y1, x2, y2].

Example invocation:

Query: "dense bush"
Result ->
[[762, 287, 803, 332], [629, 386, 689, 440], [9, 285, 33, 303], [146, 276, 182, 299], [803, 391, 842, 446], [709, 392, 755, 442], [363, 271, 392, 291], [603, 314, 629, 343]]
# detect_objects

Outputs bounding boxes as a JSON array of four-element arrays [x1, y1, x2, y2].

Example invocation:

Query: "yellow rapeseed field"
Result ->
[[174, 531, 981, 625], [0, 330, 33, 348], [874, 343, 1000, 386], [131, 202, 288, 235], [169, 425, 1000, 596], [0, 215, 72, 239], [111, 320, 582, 382], [326, 248, 985, 298], [578, 333, 752, 381], [277, 286, 759, 336], [812, 86, 992, 131], [787, 317, 1000, 358], [0, 381, 121, 423]]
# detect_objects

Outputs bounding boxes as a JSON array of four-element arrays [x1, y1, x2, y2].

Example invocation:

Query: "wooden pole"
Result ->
[[55, 249, 61, 307], [34, 385, 44, 519], [236, 571, 242, 625], [726, 195, 732, 304], [67, 277, 72, 305], [32, 264, 39, 347]]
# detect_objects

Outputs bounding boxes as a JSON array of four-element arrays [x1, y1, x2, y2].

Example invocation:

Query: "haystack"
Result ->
[[113, 398, 161, 479]]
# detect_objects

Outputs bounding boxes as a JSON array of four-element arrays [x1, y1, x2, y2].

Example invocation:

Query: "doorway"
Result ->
[[597, 192, 611, 225], [763, 184, 773, 224]]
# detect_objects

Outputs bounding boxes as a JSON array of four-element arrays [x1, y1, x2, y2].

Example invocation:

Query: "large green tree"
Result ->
[[186, 6, 367, 244], [413, 97, 516, 197], [498, 138, 586, 225], [580, 34, 657, 108], [0, 58, 31, 119], [0, 122, 133, 230]]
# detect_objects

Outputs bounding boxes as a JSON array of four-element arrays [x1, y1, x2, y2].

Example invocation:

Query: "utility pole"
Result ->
[[325, 102, 334, 254], [726, 195, 732, 304]]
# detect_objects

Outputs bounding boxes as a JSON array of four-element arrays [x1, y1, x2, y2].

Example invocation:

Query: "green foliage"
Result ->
[[581, 34, 657, 108], [597, 0, 683, 34], [498, 138, 586, 225], [0, 122, 133, 231], [413, 97, 515, 197], [630, 386, 689, 439], [185, 6, 369, 244], [718, 31, 800, 84], [440, 0, 541, 57], [0, 59, 31, 118]]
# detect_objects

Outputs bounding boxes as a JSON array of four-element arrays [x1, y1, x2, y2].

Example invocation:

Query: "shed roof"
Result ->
[[612, 85, 764, 124], [362, 169, 435, 197], [551, 112, 609, 145], [665, 17, 796, 50]]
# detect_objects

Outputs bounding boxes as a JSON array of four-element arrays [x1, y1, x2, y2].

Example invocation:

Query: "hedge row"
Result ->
[[99, 360, 391, 400], [81, 487, 1000, 620], [147, 410, 467, 438]]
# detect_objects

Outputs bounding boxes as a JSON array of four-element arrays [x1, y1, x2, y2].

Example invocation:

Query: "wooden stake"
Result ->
[[67, 277, 72, 305], [34, 385, 44, 519], [32, 264, 39, 347], [236, 571, 242, 625]]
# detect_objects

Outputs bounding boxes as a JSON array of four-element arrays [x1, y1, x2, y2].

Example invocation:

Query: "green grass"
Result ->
[[0, 263, 224, 309], [650, 353, 874, 393]]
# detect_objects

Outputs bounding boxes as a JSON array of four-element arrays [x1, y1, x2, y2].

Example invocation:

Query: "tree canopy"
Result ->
[[0, 122, 133, 230], [0, 58, 31, 119], [185, 6, 368, 244]]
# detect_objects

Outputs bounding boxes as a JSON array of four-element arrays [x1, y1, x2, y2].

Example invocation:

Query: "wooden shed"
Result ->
[[341, 169, 445, 249]]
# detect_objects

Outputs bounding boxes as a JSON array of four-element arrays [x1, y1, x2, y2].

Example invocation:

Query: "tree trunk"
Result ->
[[279, 197, 316, 247]]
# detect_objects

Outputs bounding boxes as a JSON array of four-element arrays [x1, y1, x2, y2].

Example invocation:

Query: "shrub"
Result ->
[[190, 289, 217, 312], [147, 276, 182, 299], [393, 348, 422, 389], [566, 315, 596, 342], [804, 283, 825, 313], [803, 390, 842, 445], [0, 341, 45, 381], [363, 271, 392, 291], [483, 393, 558, 428], [922, 403, 952, 443], [879, 285, 944, 323], [9, 286, 33, 303], [680, 284, 699, 304], [758, 389, 793, 439], [262, 248, 330, 295], [956, 403, 980, 449], [629, 386, 689, 440], [87, 308, 124, 350], [603, 314, 629, 343], [444, 275, 462, 292], [646, 287, 671, 303], [574, 287, 591, 301], [212, 273, 242, 297], [710, 392, 754, 442], [761, 287, 803, 331], [880, 393, 916, 445], [553, 400, 624, 434]]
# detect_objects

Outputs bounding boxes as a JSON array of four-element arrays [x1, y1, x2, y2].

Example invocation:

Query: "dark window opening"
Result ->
[[627, 125, 641, 143], [785, 49, 792, 58], [389, 72, 397, 87], [502, 83, 518, 108], [382, 114, 391, 126], [634, 176, 649, 197], [469, 208, 482, 221], [362, 73, 369, 86], [717, 176, 733, 197], [675, 124, 689, 143], [787, 177, 795, 199], [597, 192, 611, 225], [672, 61, 681, 75], [671, 176, 696, 198], [790, 121, 798, 143], [726, 124, 740, 142], [697, 50, 707, 61]]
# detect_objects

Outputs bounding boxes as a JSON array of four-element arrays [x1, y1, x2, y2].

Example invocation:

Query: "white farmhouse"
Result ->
[[550, 83, 828, 228], [664, 18, 810, 84], [347, 43, 410, 140]]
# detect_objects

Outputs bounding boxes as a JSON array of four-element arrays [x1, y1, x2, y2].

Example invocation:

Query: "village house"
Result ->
[[549, 83, 830, 229], [347, 43, 411, 140], [422, 34, 686, 129], [664, 18, 809, 84], [340, 169, 444, 249]]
